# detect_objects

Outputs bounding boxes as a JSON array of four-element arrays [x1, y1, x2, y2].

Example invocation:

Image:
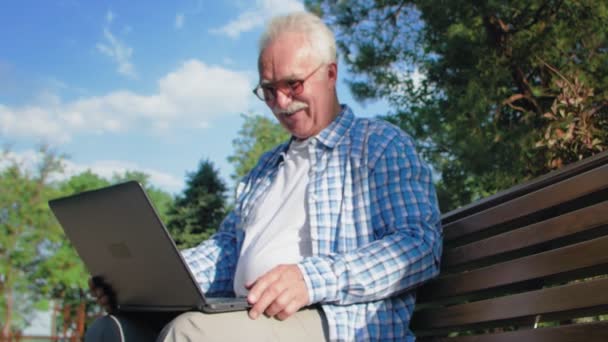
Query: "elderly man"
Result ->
[[87, 11, 442, 341]]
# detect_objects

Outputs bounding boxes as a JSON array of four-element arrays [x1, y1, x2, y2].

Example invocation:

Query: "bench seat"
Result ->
[[411, 150, 608, 341]]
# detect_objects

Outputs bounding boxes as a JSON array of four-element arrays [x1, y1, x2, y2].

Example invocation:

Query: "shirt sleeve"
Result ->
[[181, 209, 240, 297], [297, 133, 443, 305]]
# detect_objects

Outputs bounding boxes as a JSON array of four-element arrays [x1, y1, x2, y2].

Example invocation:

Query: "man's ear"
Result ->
[[327, 62, 338, 86]]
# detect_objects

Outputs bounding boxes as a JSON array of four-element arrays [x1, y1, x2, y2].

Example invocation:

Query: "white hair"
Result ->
[[258, 12, 337, 64]]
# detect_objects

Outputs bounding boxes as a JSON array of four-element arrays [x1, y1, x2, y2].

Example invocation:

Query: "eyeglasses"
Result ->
[[252, 64, 325, 102]]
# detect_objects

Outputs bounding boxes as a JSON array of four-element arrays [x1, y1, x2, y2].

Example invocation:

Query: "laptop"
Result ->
[[48, 180, 250, 313]]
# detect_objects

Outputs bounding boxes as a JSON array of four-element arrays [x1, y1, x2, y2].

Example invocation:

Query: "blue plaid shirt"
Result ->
[[182, 105, 442, 341]]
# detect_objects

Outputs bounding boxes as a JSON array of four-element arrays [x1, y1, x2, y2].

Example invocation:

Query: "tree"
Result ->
[[111, 170, 174, 223], [0, 147, 177, 338], [166, 160, 228, 249], [45, 169, 175, 337], [307, 0, 608, 211], [228, 114, 290, 181], [0, 147, 65, 337]]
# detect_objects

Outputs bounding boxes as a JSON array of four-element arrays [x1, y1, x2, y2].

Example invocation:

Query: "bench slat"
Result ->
[[442, 150, 608, 224], [417, 235, 608, 302], [418, 153, 608, 339], [418, 321, 608, 342], [412, 276, 608, 331], [442, 200, 608, 269], [443, 164, 608, 242]]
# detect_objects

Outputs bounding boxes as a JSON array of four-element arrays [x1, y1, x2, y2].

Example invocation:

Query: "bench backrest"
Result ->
[[411, 151, 608, 341]]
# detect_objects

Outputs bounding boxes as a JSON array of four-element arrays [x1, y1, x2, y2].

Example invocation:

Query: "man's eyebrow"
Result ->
[[259, 73, 301, 85]]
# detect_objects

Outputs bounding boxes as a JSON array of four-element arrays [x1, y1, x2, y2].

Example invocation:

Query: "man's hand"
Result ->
[[246, 264, 309, 321], [88, 276, 117, 314]]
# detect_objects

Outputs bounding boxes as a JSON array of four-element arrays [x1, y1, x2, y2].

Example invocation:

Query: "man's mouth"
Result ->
[[284, 110, 299, 117], [273, 101, 308, 117]]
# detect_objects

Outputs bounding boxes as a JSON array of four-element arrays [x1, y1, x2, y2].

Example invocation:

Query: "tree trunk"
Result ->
[[51, 300, 59, 339], [74, 300, 86, 340], [1, 287, 13, 340], [62, 303, 71, 338]]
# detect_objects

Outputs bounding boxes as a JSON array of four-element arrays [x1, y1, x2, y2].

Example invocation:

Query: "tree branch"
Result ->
[[510, 65, 542, 114], [518, 0, 564, 32], [502, 93, 531, 113]]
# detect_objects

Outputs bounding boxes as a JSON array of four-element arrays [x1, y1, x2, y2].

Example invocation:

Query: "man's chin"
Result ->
[[288, 127, 314, 140]]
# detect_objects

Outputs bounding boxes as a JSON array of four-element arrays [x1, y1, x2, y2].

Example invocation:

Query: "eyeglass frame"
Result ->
[[252, 63, 326, 102]]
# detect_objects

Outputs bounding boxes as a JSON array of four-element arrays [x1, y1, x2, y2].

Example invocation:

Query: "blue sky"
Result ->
[[1, 0, 388, 195]]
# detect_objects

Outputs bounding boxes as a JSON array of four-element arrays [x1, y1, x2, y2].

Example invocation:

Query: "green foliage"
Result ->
[[0, 147, 66, 334], [111, 170, 174, 223], [228, 114, 290, 181], [58, 170, 109, 193], [308, 0, 608, 211], [166, 160, 228, 249], [0, 148, 176, 335]]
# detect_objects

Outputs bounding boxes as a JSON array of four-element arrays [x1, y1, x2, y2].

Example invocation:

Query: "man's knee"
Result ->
[[84, 315, 124, 342], [158, 311, 207, 341]]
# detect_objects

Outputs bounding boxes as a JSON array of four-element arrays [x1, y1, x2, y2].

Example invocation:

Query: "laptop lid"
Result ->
[[49, 181, 207, 312]]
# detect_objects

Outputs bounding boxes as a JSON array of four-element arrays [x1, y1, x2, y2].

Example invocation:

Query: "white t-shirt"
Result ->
[[233, 138, 312, 296]]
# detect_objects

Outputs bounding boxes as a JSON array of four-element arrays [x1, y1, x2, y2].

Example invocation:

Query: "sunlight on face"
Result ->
[[258, 32, 338, 139]]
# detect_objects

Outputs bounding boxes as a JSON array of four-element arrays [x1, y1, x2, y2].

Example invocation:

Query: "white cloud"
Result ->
[[97, 11, 135, 78], [0, 104, 70, 143], [97, 27, 136, 78], [106, 10, 114, 23], [0, 60, 254, 144], [0, 149, 184, 193], [175, 13, 185, 29], [211, 11, 264, 39], [210, 0, 305, 39], [62, 159, 184, 193]]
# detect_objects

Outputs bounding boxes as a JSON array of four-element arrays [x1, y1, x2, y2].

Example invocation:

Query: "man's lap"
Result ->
[[85, 307, 328, 342]]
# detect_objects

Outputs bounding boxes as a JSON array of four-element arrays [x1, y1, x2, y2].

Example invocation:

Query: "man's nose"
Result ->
[[274, 88, 292, 109]]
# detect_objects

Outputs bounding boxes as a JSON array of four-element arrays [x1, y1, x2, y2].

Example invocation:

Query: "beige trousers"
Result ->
[[159, 308, 328, 341], [85, 308, 328, 342]]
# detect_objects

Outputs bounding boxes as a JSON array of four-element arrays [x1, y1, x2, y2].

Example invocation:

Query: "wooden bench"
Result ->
[[410, 150, 608, 341]]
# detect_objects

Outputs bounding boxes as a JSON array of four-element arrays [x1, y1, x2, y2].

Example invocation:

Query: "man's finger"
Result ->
[[275, 300, 302, 321], [264, 289, 293, 317], [247, 269, 281, 304], [249, 281, 286, 319]]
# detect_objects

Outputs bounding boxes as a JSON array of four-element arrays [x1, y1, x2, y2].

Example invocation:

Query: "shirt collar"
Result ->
[[272, 104, 354, 165], [313, 104, 355, 149]]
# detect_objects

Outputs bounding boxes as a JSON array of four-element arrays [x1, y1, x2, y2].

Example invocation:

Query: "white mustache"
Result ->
[[272, 101, 308, 115]]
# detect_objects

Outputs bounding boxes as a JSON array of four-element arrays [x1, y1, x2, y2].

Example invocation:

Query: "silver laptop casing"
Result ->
[[49, 181, 249, 313]]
